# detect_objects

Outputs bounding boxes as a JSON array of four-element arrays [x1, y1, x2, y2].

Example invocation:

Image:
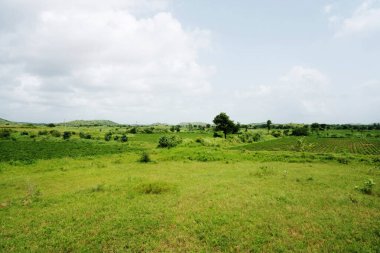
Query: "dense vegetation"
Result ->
[[1, 118, 379, 252]]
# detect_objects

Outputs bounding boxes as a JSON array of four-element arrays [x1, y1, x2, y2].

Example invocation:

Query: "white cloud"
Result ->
[[0, 0, 214, 123], [332, 0, 380, 37], [233, 66, 332, 123], [324, 4, 333, 14]]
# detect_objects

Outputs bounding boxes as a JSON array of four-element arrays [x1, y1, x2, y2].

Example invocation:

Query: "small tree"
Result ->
[[213, 112, 236, 139], [266, 120, 272, 133], [63, 131, 71, 140]]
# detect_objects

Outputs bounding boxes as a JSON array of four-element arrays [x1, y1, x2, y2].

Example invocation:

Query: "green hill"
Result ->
[[59, 120, 120, 127], [0, 118, 13, 125]]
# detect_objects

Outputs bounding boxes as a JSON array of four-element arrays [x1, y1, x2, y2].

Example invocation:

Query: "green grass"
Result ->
[[0, 140, 138, 162], [1, 131, 380, 252]]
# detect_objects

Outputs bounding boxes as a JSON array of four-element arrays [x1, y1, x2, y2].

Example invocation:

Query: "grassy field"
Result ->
[[1, 127, 380, 252]]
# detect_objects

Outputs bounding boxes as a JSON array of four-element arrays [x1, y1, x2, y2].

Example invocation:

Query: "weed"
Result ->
[[355, 179, 375, 195], [135, 182, 172, 194], [90, 184, 105, 192], [23, 182, 41, 206]]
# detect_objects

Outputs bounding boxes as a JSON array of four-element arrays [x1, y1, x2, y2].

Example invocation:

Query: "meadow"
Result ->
[[0, 124, 379, 252]]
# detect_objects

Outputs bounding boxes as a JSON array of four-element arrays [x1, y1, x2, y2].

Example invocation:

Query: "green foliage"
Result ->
[[38, 130, 48, 136], [120, 135, 128, 142], [79, 132, 92, 139], [355, 179, 375, 195], [213, 112, 236, 139], [139, 152, 151, 163], [271, 130, 282, 138], [238, 132, 262, 143], [50, 130, 61, 137], [292, 126, 310, 136], [63, 131, 72, 140], [104, 132, 112, 141], [157, 135, 182, 148], [0, 129, 11, 139], [293, 137, 314, 152]]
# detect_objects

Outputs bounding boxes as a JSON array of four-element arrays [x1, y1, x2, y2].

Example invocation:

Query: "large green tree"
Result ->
[[213, 112, 236, 139]]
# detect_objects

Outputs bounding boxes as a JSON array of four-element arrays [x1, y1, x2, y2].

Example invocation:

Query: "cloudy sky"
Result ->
[[0, 0, 379, 124]]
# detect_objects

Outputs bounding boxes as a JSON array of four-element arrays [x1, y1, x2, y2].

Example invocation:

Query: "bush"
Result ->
[[292, 127, 309, 136], [0, 129, 11, 139], [157, 135, 182, 148], [355, 179, 375, 195], [139, 152, 151, 163], [47, 123, 56, 127], [129, 127, 137, 134], [113, 135, 119, 141], [104, 132, 112, 141], [63, 131, 72, 140], [271, 130, 282, 138], [238, 132, 261, 143], [38, 130, 48, 136], [79, 132, 92, 139], [50, 130, 61, 137], [121, 135, 128, 142], [20, 131, 29, 136]]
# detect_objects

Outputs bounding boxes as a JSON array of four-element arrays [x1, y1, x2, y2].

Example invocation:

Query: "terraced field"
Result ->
[[238, 137, 380, 155]]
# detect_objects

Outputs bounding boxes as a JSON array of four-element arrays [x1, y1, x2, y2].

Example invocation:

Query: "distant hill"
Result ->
[[0, 118, 14, 125], [59, 120, 120, 127], [178, 122, 210, 126]]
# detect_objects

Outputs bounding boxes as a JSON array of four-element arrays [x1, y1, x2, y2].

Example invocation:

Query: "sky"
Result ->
[[0, 0, 379, 124]]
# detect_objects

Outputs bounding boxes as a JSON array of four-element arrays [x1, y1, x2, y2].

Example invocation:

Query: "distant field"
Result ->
[[237, 137, 380, 155]]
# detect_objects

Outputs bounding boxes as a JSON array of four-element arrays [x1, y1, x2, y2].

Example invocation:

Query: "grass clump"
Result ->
[[135, 182, 173, 194], [139, 152, 151, 163]]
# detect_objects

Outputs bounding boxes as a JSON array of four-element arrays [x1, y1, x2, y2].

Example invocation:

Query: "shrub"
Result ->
[[293, 137, 313, 152], [104, 132, 112, 141], [113, 135, 119, 141], [20, 131, 29, 136], [355, 179, 375, 195], [121, 135, 128, 142], [47, 123, 56, 127], [157, 135, 182, 148], [0, 129, 11, 139], [79, 132, 92, 139], [271, 130, 282, 138], [63, 131, 72, 140], [50, 130, 61, 137], [292, 127, 309, 136], [38, 130, 48, 136], [239, 132, 261, 143], [139, 152, 151, 163], [129, 127, 137, 134]]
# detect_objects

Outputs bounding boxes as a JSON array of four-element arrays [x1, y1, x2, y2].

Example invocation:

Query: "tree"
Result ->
[[266, 120, 272, 133], [213, 112, 236, 139]]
